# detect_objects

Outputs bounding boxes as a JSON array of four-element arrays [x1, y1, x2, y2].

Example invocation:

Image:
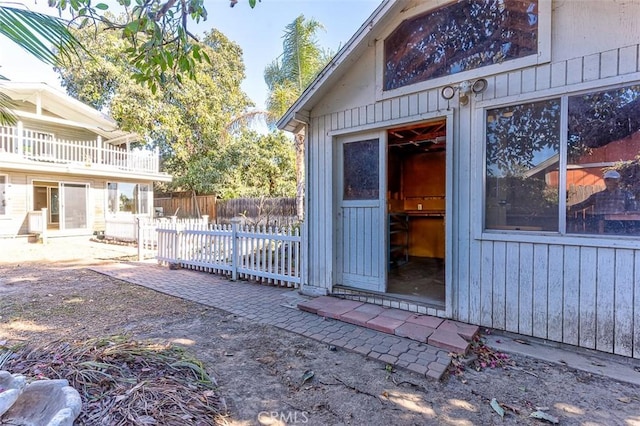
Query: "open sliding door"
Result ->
[[335, 133, 386, 292]]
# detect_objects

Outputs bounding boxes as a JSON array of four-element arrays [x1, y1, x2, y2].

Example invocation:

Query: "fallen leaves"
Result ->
[[3, 336, 224, 425]]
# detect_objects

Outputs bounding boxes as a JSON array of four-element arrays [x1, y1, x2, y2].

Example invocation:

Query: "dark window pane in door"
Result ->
[[344, 139, 379, 200]]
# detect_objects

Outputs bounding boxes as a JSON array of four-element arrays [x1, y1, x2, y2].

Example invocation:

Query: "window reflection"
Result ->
[[485, 99, 560, 231], [567, 85, 640, 235], [384, 0, 538, 90]]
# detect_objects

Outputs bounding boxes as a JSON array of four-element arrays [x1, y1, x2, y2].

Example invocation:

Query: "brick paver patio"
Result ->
[[91, 262, 477, 380]]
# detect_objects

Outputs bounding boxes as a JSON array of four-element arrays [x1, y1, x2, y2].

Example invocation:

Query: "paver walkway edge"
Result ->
[[90, 262, 454, 380]]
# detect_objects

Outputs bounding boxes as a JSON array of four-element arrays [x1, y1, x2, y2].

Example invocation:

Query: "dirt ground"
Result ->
[[1, 238, 640, 425]]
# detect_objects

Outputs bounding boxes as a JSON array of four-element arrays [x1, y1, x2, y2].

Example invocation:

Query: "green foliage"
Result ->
[[225, 130, 296, 198], [264, 14, 333, 120], [55, 18, 295, 198], [0, 5, 81, 69], [0, 1, 259, 91], [55, 20, 254, 192]]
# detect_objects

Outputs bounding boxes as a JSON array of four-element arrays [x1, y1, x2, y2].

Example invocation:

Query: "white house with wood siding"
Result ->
[[278, 0, 640, 358], [0, 81, 171, 238]]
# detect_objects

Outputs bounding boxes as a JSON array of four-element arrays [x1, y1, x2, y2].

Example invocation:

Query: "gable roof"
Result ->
[[1, 81, 133, 143], [277, 0, 409, 133]]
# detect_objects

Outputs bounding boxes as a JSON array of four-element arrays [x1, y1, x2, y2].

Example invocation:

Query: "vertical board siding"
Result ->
[[596, 248, 615, 353], [579, 247, 598, 349], [492, 242, 507, 330], [469, 241, 640, 356], [505, 242, 520, 333], [563, 246, 580, 346], [305, 42, 640, 355], [517, 243, 534, 335], [340, 206, 379, 279], [547, 245, 564, 342], [614, 250, 634, 357], [457, 44, 640, 355], [480, 240, 494, 326]]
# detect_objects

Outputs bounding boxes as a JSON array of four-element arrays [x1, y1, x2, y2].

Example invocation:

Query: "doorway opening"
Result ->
[[33, 181, 60, 230], [386, 120, 446, 308]]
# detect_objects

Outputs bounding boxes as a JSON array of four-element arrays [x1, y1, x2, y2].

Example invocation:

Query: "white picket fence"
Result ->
[[155, 219, 301, 288], [105, 215, 209, 243]]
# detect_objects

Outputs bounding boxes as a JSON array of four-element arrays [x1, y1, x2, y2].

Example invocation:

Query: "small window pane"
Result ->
[[119, 183, 136, 212], [137, 184, 150, 214], [566, 85, 640, 235], [485, 99, 560, 231], [107, 183, 118, 214], [344, 139, 379, 200]]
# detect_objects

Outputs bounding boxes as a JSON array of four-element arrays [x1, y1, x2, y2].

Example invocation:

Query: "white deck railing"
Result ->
[[0, 125, 159, 174], [156, 219, 301, 288]]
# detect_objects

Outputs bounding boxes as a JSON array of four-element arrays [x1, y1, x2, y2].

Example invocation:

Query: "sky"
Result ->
[[0, 0, 381, 110]]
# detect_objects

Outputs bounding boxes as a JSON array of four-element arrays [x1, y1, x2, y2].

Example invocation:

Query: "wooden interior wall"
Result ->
[[389, 150, 446, 258]]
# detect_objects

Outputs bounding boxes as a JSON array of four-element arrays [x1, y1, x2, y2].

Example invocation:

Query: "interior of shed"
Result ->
[[386, 120, 446, 308]]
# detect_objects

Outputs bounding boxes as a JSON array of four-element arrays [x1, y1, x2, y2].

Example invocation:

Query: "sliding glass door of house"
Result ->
[[60, 183, 88, 230]]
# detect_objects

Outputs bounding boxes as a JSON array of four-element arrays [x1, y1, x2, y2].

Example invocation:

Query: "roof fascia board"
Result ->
[[1, 82, 118, 129]]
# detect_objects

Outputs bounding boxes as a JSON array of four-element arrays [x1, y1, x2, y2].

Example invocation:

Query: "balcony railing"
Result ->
[[0, 125, 160, 174]]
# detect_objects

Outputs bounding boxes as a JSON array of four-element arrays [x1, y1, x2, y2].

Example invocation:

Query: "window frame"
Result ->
[[475, 80, 640, 248], [107, 182, 151, 215], [375, 0, 552, 102]]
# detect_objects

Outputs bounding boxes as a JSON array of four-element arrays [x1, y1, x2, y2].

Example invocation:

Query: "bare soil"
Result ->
[[1, 239, 639, 425]]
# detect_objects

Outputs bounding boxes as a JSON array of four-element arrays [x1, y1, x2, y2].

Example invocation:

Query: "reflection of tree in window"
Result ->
[[567, 86, 640, 196], [485, 99, 560, 230], [384, 0, 538, 90], [566, 85, 640, 235], [343, 139, 379, 200]]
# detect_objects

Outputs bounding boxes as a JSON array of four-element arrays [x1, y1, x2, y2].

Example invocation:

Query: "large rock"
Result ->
[[0, 371, 27, 416], [0, 374, 82, 426]]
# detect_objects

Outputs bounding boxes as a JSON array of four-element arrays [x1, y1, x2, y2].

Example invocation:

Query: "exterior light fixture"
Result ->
[[440, 78, 489, 106], [472, 78, 488, 94], [441, 86, 455, 100]]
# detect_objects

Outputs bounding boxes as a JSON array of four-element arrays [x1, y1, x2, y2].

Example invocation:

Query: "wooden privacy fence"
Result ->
[[155, 219, 301, 288], [154, 195, 297, 226]]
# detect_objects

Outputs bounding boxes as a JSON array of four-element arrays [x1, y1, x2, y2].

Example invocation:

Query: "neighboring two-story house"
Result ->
[[0, 81, 171, 238]]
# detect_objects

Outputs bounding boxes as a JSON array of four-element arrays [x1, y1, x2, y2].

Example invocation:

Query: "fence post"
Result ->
[[175, 224, 183, 267], [137, 217, 143, 261], [202, 214, 209, 225], [231, 218, 240, 281]]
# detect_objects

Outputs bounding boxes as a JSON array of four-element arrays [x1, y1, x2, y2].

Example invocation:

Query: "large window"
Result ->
[[486, 99, 560, 231], [108, 182, 150, 214], [485, 83, 640, 236], [384, 0, 538, 91]]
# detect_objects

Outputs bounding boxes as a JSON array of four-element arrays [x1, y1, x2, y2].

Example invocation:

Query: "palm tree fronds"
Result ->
[[0, 91, 17, 125], [0, 5, 81, 66]]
